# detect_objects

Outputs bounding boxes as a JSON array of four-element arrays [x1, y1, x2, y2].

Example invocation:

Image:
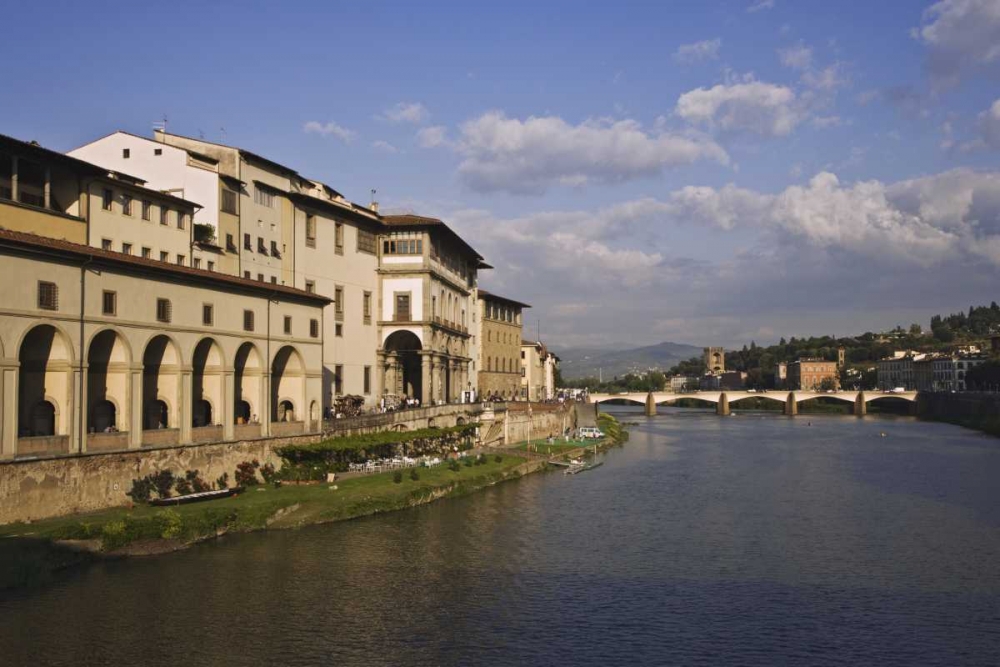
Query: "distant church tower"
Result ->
[[704, 347, 725, 374], [837, 347, 846, 368]]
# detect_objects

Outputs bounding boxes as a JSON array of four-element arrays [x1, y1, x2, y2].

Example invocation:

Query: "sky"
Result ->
[[2, 0, 1000, 349]]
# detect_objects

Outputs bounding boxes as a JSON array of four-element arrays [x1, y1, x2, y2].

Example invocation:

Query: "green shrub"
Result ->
[[216, 472, 229, 490], [174, 477, 193, 496], [235, 460, 260, 487], [150, 470, 176, 499], [156, 509, 183, 539], [101, 520, 129, 551], [448, 459, 461, 472], [186, 470, 211, 493], [260, 462, 278, 485], [126, 476, 154, 503], [475, 454, 487, 465], [463, 457, 473, 467], [494, 454, 503, 464], [409, 468, 420, 481], [392, 471, 403, 484]]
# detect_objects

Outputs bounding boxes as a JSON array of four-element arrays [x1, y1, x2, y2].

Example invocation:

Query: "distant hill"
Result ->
[[555, 341, 702, 380]]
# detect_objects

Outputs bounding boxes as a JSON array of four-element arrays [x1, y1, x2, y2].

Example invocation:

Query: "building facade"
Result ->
[[787, 358, 840, 390], [704, 347, 725, 373], [0, 227, 327, 460], [476, 290, 528, 400], [378, 215, 484, 406], [520, 340, 558, 401]]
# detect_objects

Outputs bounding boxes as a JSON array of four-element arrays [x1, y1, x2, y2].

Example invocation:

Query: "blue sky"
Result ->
[[3, 0, 1000, 348]]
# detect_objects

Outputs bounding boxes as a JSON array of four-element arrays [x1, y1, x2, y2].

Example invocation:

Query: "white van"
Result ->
[[578, 427, 605, 440]]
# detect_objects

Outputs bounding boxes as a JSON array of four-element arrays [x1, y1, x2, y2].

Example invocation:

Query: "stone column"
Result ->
[[10, 155, 17, 202], [420, 353, 432, 406], [129, 367, 142, 448], [1, 366, 17, 459], [179, 369, 192, 444], [261, 371, 271, 437], [716, 392, 730, 416], [854, 391, 867, 417], [43, 166, 51, 209], [223, 370, 235, 440], [784, 392, 798, 416], [74, 365, 87, 454], [645, 392, 657, 417]]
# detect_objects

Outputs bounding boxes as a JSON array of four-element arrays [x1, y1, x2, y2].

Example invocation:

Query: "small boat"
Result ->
[[150, 487, 239, 506], [564, 444, 604, 475]]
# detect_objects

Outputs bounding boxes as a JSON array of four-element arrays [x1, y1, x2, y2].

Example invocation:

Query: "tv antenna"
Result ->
[[220, 127, 227, 142], [152, 114, 168, 134]]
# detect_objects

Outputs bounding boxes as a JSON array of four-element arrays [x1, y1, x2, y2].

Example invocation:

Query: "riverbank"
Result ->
[[917, 392, 1000, 438], [0, 454, 538, 590]]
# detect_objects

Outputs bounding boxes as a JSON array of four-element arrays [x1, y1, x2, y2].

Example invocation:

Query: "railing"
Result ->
[[271, 421, 304, 437], [87, 431, 129, 452], [16, 435, 69, 457], [234, 423, 262, 440], [142, 428, 179, 447], [191, 425, 224, 444]]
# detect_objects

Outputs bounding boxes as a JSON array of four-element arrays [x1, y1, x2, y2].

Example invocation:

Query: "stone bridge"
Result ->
[[589, 390, 918, 417]]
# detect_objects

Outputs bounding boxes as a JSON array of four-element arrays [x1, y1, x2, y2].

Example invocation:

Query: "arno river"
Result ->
[[2, 408, 1000, 666]]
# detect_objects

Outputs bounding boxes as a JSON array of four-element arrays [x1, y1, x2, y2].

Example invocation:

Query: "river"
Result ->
[[2, 408, 999, 666]]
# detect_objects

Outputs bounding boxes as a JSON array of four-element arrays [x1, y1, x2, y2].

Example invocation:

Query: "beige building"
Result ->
[[520, 340, 558, 401], [476, 290, 529, 400], [787, 358, 840, 391], [378, 214, 485, 405], [0, 226, 328, 461]]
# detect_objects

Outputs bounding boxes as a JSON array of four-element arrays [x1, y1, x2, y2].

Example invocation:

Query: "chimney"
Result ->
[[370, 188, 378, 213]]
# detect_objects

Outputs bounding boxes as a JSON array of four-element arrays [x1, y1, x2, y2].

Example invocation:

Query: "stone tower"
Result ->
[[704, 347, 725, 373], [837, 347, 846, 368]]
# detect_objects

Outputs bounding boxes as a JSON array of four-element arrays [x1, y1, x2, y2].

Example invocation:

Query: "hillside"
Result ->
[[555, 341, 701, 380]]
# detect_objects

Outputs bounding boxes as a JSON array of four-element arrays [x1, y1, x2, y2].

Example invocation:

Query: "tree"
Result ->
[[819, 377, 837, 392], [909, 323, 922, 335]]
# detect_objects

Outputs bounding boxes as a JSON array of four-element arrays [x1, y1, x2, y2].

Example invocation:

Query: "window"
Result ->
[[122, 148, 130, 159], [38, 281, 58, 310], [243, 309, 255, 332], [177, 212, 186, 230], [154, 148, 162, 156], [383, 238, 423, 255], [101, 238, 113, 251], [221, 188, 238, 214], [394, 293, 411, 321], [305, 214, 316, 248], [244, 271, 251, 279], [160, 206, 169, 225], [334, 365, 344, 395], [142, 200, 151, 220], [102, 188, 113, 211], [334, 286, 344, 321], [305, 280, 315, 294], [226, 233, 236, 252], [101, 290, 117, 316], [271, 240, 280, 257], [335, 222, 344, 254], [122, 194, 133, 216], [357, 228, 376, 254], [192, 258, 201, 269], [122, 242, 132, 255], [363, 366, 371, 394], [244, 233, 252, 250], [207, 261, 214, 272], [160, 251, 169, 262], [310, 319, 319, 338], [141, 247, 151, 259], [177, 254, 185, 266], [257, 273, 264, 282], [432, 296, 437, 318], [270, 276, 278, 284], [258, 237, 267, 255], [156, 298, 171, 323], [363, 291, 372, 325], [253, 185, 274, 208], [284, 316, 292, 335], [202, 304, 213, 326]]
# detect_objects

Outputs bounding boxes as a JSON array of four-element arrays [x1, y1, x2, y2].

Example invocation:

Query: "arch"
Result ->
[[384, 331, 423, 399], [18, 324, 74, 438], [87, 328, 131, 434], [235, 400, 252, 424], [309, 400, 318, 422], [234, 342, 262, 423], [192, 338, 224, 427], [142, 334, 180, 430], [271, 345, 304, 422], [456, 416, 466, 426]]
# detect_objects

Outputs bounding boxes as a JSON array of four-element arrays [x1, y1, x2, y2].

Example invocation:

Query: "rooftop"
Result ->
[[477, 288, 531, 309], [383, 213, 484, 261]]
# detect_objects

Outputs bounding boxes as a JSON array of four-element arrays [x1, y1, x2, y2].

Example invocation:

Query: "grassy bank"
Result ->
[[0, 454, 532, 590], [924, 414, 1000, 438]]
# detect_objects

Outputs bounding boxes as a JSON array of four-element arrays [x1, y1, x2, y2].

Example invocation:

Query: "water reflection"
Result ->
[[2, 410, 999, 666]]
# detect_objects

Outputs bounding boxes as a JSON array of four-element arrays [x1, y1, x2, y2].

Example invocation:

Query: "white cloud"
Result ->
[[747, 0, 775, 12], [778, 42, 812, 70], [802, 63, 849, 91], [452, 112, 729, 194], [372, 140, 398, 153], [913, 0, 1000, 88], [856, 89, 879, 106], [381, 102, 429, 124], [675, 38, 722, 63], [976, 98, 1000, 149], [811, 115, 843, 129], [675, 79, 803, 136], [303, 120, 355, 143], [416, 125, 449, 149]]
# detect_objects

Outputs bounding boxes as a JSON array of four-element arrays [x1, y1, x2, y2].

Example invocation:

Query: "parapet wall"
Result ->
[[1, 402, 576, 524]]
